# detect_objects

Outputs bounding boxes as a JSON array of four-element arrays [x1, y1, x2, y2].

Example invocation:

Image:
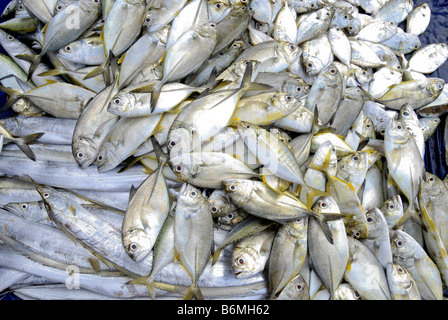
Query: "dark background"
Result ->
[[0, 0, 447, 301]]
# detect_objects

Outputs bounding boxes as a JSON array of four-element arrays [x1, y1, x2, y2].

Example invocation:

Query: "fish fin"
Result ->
[[88, 257, 102, 272], [183, 284, 204, 300], [0, 84, 22, 112], [128, 275, 156, 299], [310, 212, 345, 244], [83, 50, 115, 84], [240, 61, 273, 92], [128, 185, 138, 202], [15, 53, 42, 81], [151, 135, 169, 166], [212, 247, 223, 265], [36, 68, 65, 77], [8, 132, 45, 161]]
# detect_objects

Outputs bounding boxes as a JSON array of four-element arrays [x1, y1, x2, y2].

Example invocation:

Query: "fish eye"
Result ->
[[211, 206, 218, 213], [354, 231, 361, 239], [367, 216, 373, 223], [94, 0, 99, 3], [286, 95, 292, 101], [21, 203, 28, 209], [244, 60, 250, 66], [237, 257, 245, 265], [246, 124, 251, 129], [310, 3, 315, 7], [97, 155, 103, 161], [169, 140, 176, 148], [43, 193, 50, 198], [210, 23, 216, 28], [307, 62, 313, 68], [397, 266, 404, 273], [414, 45, 419, 49], [388, 203, 395, 210], [354, 291, 360, 299], [344, 15, 348, 19], [429, 176, 435, 182], [330, 68, 336, 74], [113, 98, 121, 104], [65, 46, 71, 51], [100, 19, 105, 24], [18, 5, 24, 10], [396, 123, 403, 130], [7, 35, 14, 41], [175, 165, 182, 173], [57, 5, 63, 10], [296, 86, 302, 92], [353, 156, 359, 161], [403, 111, 409, 116], [227, 213, 234, 219], [289, 44, 296, 51], [380, 129, 385, 135], [296, 284, 303, 291], [348, 26, 353, 30], [229, 185, 237, 191], [438, 84, 443, 90], [320, 201, 327, 208], [129, 243, 139, 252], [215, 3, 222, 8], [365, 123, 371, 128], [77, 152, 84, 159], [190, 190, 197, 197], [396, 240, 403, 247]]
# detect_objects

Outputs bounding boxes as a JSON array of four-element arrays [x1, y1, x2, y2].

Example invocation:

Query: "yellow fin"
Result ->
[[88, 257, 101, 272]]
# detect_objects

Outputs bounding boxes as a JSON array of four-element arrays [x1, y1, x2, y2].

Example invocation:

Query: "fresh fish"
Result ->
[[406, 2, 431, 36], [174, 183, 214, 300], [386, 263, 422, 300]]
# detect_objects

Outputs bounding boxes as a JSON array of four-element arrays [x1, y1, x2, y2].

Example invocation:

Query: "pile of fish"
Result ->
[[0, 0, 448, 300]]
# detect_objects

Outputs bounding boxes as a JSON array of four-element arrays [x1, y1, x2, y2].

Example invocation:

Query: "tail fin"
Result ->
[[0, 84, 23, 113], [239, 61, 272, 92], [127, 275, 156, 299], [310, 212, 346, 244], [183, 283, 204, 300], [83, 50, 115, 85], [7, 132, 45, 161], [15, 54, 42, 81], [304, 186, 329, 211]]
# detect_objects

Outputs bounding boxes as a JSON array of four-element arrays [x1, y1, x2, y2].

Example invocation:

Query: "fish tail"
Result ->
[[240, 61, 272, 92], [0, 84, 22, 113], [127, 275, 156, 299], [83, 50, 115, 85], [9, 132, 45, 161], [183, 283, 204, 300], [15, 53, 41, 81], [304, 185, 328, 211]]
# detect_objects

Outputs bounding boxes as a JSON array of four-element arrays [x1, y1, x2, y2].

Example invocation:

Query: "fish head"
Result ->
[[384, 119, 411, 145], [167, 127, 193, 158], [341, 151, 369, 176], [278, 41, 302, 65], [222, 179, 254, 206], [96, 141, 119, 172], [122, 229, 152, 262], [317, 6, 335, 21], [312, 196, 340, 213], [208, 189, 233, 217], [282, 78, 310, 99], [427, 78, 445, 97], [346, 18, 361, 36], [0, 29, 20, 51], [142, 8, 163, 33], [302, 55, 324, 76], [3, 201, 36, 217], [168, 153, 200, 183], [421, 172, 444, 198], [380, 195, 403, 227], [335, 283, 361, 300], [390, 229, 415, 260], [57, 41, 83, 61], [387, 263, 413, 290], [436, 43, 448, 57], [217, 209, 248, 226], [207, 0, 232, 23], [365, 208, 388, 239], [78, 0, 102, 15], [177, 183, 207, 213], [72, 136, 98, 168], [232, 247, 259, 278], [197, 21, 219, 40], [107, 93, 135, 115], [399, 104, 419, 123], [270, 127, 292, 144], [384, 20, 398, 34], [35, 185, 64, 214], [321, 63, 341, 83], [279, 274, 309, 300], [237, 121, 259, 143]]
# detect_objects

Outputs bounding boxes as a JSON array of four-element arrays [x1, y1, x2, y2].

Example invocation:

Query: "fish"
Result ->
[[174, 183, 214, 300], [386, 263, 422, 300]]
